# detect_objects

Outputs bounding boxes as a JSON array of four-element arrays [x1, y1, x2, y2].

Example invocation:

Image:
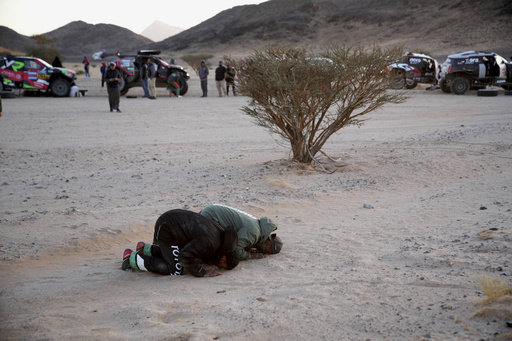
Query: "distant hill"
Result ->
[[141, 21, 184, 42], [0, 21, 152, 62], [150, 0, 512, 59], [44, 21, 153, 61], [0, 26, 36, 55]]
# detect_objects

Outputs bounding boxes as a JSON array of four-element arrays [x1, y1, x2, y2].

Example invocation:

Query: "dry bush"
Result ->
[[227, 43, 409, 164], [478, 229, 495, 240], [181, 54, 213, 75], [26, 34, 63, 63], [475, 275, 512, 302]]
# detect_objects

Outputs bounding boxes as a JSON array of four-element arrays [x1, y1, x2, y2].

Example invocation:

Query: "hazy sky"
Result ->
[[0, 0, 268, 36]]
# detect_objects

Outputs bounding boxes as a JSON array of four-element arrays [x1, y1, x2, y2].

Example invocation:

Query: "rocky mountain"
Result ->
[[44, 21, 153, 61], [0, 26, 37, 55], [1, 0, 511, 62], [0, 21, 152, 62], [150, 0, 512, 59], [141, 21, 184, 42]]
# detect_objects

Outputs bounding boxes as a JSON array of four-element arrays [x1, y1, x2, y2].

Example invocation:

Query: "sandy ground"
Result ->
[[0, 69, 511, 341]]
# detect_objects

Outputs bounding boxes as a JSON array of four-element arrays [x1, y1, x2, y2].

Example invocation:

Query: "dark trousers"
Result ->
[[226, 81, 236, 96], [140, 245, 183, 276], [107, 86, 120, 110], [201, 79, 208, 97]]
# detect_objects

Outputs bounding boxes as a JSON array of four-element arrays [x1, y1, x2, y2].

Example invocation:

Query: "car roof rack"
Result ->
[[137, 50, 161, 56]]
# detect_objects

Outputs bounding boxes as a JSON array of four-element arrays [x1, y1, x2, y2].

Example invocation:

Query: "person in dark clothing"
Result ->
[[140, 59, 150, 98], [122, 209, 239, 277], [199, 60, 209, 97], [103, 62, 121, 112], [147, 59, 158, 99], [100, 62, 107, 89], [52, 56, 63, 68], [215, 61, 227, 97]]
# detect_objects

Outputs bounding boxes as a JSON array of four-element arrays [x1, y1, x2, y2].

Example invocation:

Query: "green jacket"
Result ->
[[200, 204, 277, 261]]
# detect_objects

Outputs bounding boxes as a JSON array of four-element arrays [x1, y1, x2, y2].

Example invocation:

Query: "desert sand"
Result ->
[[0, 67, 511, 340]]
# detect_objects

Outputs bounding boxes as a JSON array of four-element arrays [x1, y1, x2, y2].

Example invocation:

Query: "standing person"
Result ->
[[82, 56, 90, 77], [147, 59, 157, 99], [225, 63, 236, 96], [215, 60, 227, 97], [100, 62, 107, 90], [122, 209, 239, 277], [199, 60, 209, 97], [140, 59, 150, 98], [103, 62, 121, 112], [200, 204, 283, 261], [52, 56, 63, 68]]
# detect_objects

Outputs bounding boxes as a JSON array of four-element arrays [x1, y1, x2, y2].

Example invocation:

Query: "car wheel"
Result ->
[[389, 69, 405, 90], [440, 78, 451, 93], [405, 79, 418, 89], [477, 89, 498, 97], [179, 78, 188, 96], [450, 77, 470, 95], [119, 77, 129, 96], [51, 79, 71, 97]]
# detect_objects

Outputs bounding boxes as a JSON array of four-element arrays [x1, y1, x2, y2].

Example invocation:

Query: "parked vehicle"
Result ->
[[388, 52, 439, 90], [439, 51, 512, 95], [0, 55, 77, 97], [110, 50, 190, 96]]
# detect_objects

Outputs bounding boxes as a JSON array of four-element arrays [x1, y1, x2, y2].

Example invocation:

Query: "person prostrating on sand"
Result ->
[[122, 209, 239, 277], [200, 204, 283, 261]]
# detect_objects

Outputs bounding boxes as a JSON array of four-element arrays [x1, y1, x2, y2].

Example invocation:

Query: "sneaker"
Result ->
[[121, 249, 132, 270], [136, 241, 146, 255], [116, 109, 121, 112], [110, 109, 113, 112]]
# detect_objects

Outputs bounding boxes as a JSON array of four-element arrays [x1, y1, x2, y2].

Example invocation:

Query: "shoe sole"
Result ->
[[121, 249, 132, 270]]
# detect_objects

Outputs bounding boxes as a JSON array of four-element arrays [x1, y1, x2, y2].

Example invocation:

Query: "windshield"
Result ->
[[37, 58, 53, 68]]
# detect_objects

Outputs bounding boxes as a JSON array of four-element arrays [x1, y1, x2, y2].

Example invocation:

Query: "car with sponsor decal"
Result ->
[[110, 50, 190, 96], [438, 51, 512, 95], [388, 52, 440, 90], [0, 55, 77, 97]]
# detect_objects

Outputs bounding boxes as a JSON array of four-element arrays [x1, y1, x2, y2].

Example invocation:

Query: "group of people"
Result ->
[[121, 204, 283, 278], [97, 57, 236, 112], [199, 60, 236, 97], [139, 58, 159, 99]]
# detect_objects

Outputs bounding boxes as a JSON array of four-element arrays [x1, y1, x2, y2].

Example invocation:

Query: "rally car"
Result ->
[[0, 56, 77, 97], [439, 51, 512, 95], [110, 50, 190, 96], [388, 52, 439, 90]]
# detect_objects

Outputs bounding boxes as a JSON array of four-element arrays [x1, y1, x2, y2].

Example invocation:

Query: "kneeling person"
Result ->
[[122, 209, 239, 277], [200, 204, 283, 261]]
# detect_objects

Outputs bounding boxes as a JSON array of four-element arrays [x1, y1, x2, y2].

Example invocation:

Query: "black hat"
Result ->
[[270, 234, 283, 254]]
